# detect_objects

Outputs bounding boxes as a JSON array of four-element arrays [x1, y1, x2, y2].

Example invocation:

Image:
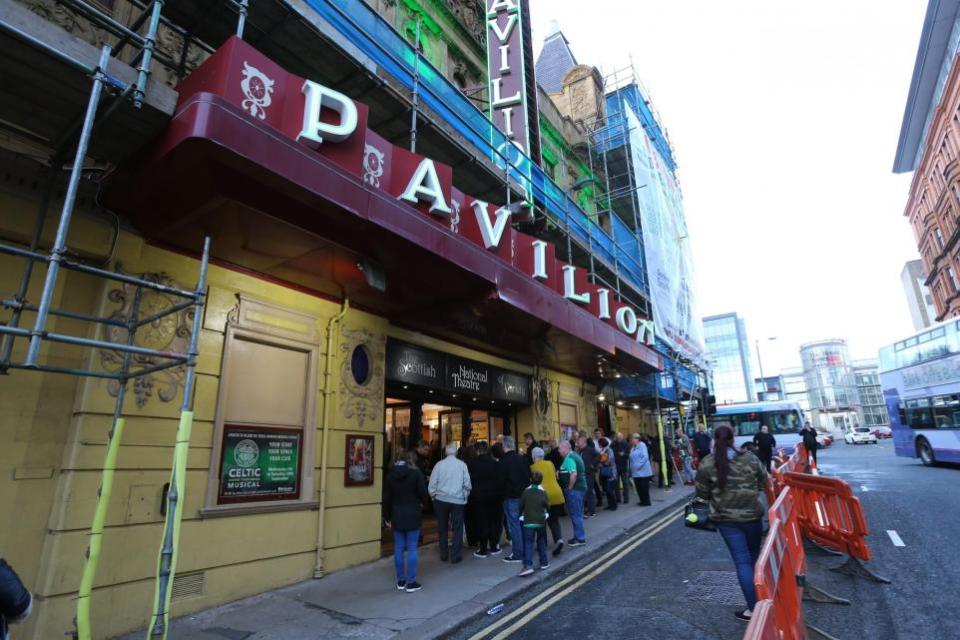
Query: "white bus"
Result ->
[[707, 400, 806, 453]]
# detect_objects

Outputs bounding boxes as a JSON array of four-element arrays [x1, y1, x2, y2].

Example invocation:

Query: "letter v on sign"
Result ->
[[488, 13, 518, 43], [471, 200, 511, 249]]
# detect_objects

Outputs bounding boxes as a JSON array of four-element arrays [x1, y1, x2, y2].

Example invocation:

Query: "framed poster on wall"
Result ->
[[345, 434, 375, 486], [218, 425, 303, 504]]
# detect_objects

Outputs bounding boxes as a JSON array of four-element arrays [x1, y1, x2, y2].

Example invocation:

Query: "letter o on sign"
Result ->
[[615, 306, 638, 335]]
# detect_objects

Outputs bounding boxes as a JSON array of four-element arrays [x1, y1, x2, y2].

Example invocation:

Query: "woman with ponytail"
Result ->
[[695, 423, 768, 622]]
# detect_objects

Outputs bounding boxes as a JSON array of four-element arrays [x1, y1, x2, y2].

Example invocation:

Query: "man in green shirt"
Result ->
[[558, 440, 586, 545]]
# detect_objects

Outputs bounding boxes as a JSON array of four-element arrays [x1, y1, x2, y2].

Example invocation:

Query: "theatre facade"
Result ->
[[0, 4, 680, 640]]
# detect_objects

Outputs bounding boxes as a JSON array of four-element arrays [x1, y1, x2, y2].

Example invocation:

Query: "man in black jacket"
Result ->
[[499, 436, 531, 563], [576, 434, 600, 516], [692, 425, 712, 461], [800, 422, 819, 464], [468, 441, 505, 557], [752, 425, 777, 471], [611, 431, 631, 503], [522, 432, 540, 466]]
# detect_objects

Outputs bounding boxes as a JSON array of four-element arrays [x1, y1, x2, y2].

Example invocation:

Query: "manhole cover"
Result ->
[[685, 571, 746, 606]]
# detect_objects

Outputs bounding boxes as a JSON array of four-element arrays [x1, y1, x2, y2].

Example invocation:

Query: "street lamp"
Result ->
[[755, 336, 777, 401]]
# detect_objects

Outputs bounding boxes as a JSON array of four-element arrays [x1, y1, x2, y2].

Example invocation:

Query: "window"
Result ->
[[936, 227, 945, 249], [351, 345, 371, 385], [932, 394, 960, 428], [559, 402, 578, 441], [948, 267, 958, 293], [204, 297, 320, 512], [904, 398, 933, 429]]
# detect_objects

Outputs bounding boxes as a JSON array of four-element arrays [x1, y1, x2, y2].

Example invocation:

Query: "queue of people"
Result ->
[[382, 428, 667, 592]]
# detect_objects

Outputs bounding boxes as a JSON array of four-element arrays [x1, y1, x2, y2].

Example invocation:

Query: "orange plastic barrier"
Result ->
[[769, 444, 806, 499], [782, 471, 871, 561], [753, 521, 803, 638], [742, 599, 779, 640]]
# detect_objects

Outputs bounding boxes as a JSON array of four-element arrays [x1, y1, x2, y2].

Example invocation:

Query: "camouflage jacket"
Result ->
[[695, 452, 768, 523]]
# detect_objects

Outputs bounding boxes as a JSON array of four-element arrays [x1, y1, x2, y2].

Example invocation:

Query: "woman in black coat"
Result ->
[[384, 450, 428, 592]]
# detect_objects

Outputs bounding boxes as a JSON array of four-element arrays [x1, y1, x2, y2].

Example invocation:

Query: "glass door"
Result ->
[[489, 413, 505, 443], [440, 410, 462, 449], [384, 402, 411, 468], [469, 410, 489, 445]]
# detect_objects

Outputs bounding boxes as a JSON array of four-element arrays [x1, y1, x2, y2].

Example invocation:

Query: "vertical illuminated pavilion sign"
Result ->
[[486, 0, 541, 196]]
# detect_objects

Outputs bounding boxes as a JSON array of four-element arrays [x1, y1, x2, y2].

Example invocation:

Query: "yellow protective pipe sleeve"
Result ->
[[76, 417, 126, 640], [147, 409, 194, 640], [656, 413, 668, 487]]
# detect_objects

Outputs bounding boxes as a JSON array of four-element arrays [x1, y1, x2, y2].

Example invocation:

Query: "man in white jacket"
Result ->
[[428, 443, 472, 563]]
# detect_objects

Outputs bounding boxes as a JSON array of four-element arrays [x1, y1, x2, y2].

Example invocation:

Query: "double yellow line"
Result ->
[[469, 505, 685, 640]]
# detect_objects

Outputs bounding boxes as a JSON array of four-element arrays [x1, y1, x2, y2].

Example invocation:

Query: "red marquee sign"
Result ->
[[175, 37, 655, 348]]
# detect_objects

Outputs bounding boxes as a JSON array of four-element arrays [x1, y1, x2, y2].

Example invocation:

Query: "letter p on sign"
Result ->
[[298, 80, 358, 146]]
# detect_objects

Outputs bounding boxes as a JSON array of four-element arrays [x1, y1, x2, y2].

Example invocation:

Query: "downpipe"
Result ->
[[314, 299, 349, 578]]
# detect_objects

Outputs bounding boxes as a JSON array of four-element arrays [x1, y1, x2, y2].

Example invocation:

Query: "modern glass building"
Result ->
[[800, 339, 861, 431], [853, 360, 890, 428], [781, 366, 812, 413], [703, 313, 755, 404]]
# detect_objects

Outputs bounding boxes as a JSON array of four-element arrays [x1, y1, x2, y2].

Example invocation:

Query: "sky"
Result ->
[[529, 0, 927, 375]]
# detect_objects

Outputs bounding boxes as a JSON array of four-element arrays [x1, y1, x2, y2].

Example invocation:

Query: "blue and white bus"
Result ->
[[879, 321, 960, 465], [707, 400, 806, 453]]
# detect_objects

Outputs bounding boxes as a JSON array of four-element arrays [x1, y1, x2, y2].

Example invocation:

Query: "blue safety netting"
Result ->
[[305, 0, 648, 295]]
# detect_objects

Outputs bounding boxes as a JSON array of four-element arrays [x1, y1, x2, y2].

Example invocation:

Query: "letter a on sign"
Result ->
[[487, 0, 517, 15], [298, 80, 358, 146], [399, 158, 453, 215], [471, 200, 511, 249]]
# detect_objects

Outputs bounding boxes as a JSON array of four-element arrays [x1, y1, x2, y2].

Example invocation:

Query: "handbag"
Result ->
[[683, 499, 716, 532]]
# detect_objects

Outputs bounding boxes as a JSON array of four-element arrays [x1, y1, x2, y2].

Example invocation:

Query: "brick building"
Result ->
[[895, 0, 960, 320]]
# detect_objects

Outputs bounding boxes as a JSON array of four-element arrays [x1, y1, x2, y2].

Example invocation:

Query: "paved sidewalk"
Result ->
[[120, 484, 692, 640]]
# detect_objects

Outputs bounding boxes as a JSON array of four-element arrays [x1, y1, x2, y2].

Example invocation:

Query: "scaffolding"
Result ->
[[0, 0, 252, 637]]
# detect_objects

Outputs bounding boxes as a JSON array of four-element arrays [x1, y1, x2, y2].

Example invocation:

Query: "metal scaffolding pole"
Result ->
[[0, 171, 56, 372], [236, 0, 249, 38], [148, 237, 210, 640], [24, 44, 112, 367], [133, 0, 165, 109], [409, 14, 422, 153]]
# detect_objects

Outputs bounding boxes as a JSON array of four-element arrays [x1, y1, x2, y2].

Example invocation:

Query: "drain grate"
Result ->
[[685, 571, 746, 606]]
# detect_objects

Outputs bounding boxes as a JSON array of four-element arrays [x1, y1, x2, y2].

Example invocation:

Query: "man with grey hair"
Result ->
[[499, 436, 531, 563], [429, 442, 471, 563]]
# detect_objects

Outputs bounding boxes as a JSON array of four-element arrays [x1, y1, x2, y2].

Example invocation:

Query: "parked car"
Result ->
[[844, 427, 878, 445], [870, 426, 892, 439], [816, 434, 833, 448]]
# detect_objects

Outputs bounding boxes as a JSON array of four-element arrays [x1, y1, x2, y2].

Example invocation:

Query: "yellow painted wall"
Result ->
[[613, 408, 660, 438], [0, 194, 597, 639], [0, 192, 394, 639]]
